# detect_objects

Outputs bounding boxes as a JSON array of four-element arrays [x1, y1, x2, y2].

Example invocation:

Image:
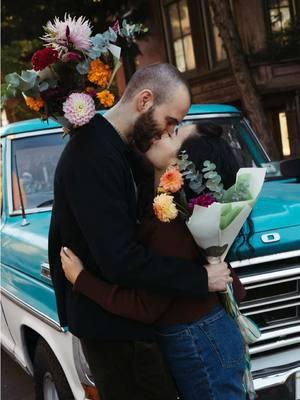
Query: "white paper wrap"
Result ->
[[186, 168, 266, 261]]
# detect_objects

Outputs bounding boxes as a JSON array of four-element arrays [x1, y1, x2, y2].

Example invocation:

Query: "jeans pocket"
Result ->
[[201, 310, 245, 368]]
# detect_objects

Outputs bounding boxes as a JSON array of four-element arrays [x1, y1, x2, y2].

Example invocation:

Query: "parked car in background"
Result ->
[[1, 105, 300, 400]]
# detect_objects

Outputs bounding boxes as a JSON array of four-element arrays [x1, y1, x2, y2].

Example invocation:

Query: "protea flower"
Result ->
[[42, 14, 92, 55]]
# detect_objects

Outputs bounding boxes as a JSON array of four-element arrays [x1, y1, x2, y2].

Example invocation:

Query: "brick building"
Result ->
[[117, 0, 300, 159]]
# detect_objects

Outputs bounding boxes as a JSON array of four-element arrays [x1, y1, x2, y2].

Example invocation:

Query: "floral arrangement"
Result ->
[[5, 15, 146, 128], [153, 154, 266, 400]]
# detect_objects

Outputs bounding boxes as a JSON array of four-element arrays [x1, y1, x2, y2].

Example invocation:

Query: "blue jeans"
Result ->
[[156, 306, 246, 400]]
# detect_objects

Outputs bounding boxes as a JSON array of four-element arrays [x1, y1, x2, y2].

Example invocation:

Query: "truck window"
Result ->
[[186, 117, 259, 168], [11, 133, 68, 212]]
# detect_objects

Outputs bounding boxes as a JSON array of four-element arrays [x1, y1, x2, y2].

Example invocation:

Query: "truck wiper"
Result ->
[[37, 199, 54, 208]]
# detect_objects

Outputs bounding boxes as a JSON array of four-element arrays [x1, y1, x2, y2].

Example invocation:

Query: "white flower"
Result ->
[[42, 14, 92, 55]]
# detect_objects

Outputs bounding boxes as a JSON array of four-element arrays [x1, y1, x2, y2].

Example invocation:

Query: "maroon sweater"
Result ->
[[73, 213, 245, 325]]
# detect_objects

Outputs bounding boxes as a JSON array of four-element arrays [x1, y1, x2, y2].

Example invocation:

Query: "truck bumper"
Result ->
[[252, 346, 300, 398]]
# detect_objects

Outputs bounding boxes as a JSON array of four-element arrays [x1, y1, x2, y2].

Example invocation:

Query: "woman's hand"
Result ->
[[60, 247, 84, 284]]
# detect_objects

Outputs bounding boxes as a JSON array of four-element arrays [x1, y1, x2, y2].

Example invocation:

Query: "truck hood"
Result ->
[[229, 179, 300, 260], [252, 180, 300, 232]]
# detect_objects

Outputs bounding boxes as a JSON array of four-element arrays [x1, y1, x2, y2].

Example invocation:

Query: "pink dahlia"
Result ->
[[63, 93, 96, 127], [42, 14, 92, 55], [188, 193, 216, 209]]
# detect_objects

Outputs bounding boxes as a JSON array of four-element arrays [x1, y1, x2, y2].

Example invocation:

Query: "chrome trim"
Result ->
[[256, 325, 300, 342], [261, 232, 281, 243], [40, 262, 52, 282], [240, 292, 300, 311], [243, 274, 299, 290], [254, 366, 300, 391], [6, 129, 62, 216], [6, 128, 62, 140], [240, 265, 300, 285], [183, 113, 239, 121], [250, 336, 300, 355], [1, 288, 66, 333], [231, 250, 300, 269], [243, 300, 300, 316]]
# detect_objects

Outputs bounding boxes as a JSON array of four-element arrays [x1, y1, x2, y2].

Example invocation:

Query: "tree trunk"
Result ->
[[208, 0, 280, 159]]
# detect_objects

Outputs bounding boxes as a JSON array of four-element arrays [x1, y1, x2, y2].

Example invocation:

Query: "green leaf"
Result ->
[[220, 205, 243, 230]]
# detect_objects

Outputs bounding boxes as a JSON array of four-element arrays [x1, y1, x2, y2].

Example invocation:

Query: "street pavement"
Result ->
[[1, 348, 294, 400], [1, 349, 34, 400]]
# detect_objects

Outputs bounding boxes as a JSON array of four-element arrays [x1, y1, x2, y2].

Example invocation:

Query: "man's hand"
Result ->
[[205, 262, 233, 292], [60, 247, 84, 284]]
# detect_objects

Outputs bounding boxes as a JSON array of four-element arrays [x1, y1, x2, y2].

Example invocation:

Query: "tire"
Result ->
[[33, 338, 74, 400]]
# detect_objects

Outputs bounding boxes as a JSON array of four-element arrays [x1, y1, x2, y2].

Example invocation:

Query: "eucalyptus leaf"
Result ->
[[76, 59, 90, 74]]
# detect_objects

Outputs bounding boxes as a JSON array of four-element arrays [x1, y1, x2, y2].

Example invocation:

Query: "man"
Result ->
[[49, 63, 231, 400]]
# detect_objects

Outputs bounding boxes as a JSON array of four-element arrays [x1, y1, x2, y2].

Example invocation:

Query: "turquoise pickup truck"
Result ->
[[1, 104, 300, 400]]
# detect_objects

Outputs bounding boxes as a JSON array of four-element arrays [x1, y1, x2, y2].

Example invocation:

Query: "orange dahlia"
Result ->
[[24, 96, 44, 112], [153, 193, 178, 222], [88, 59, 112, 87], [97, 90, 115, 108], [159, 168, 183, 193]]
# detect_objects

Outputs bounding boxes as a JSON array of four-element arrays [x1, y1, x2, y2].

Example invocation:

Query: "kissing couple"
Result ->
[[49, 63, 247, 400]]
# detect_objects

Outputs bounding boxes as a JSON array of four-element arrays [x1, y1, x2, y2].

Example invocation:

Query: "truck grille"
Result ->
[[232, 253, 300, 356]]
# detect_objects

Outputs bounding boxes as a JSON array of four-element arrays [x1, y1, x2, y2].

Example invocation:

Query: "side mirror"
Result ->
[[280, 158, 300, 181]]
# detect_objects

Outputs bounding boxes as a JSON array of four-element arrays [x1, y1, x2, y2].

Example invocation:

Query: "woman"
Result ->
[[61, 123, 247, 400]]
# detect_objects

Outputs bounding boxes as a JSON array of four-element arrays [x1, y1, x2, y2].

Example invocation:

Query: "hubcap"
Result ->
[[43, 372, 59, 400]]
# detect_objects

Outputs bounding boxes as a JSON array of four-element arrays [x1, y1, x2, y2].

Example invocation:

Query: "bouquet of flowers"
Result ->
[[153, 153, 266, 400], [5, 15, 146, 128]]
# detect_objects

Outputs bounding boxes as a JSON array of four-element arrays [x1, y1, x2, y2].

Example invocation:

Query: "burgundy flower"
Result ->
[[32, 48, 59, 71], [188, 193, 216, 209], [61, 51, 82, 62], [40, 87, 67, 102]]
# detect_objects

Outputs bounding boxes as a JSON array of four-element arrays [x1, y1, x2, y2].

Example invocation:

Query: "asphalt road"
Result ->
[[1, 349, 34, 400], [1, 348, 295, 400]]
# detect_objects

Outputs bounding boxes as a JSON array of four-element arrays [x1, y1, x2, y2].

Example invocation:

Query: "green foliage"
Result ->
[[220, 204, 243, 230], [201, 160, 224, 199]]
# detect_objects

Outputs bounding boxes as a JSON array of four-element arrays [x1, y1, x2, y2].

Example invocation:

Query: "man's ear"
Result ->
[[136, 89, 154, 112]]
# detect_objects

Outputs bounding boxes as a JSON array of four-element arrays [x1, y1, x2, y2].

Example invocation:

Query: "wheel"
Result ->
[[33, 338, 74, 400]]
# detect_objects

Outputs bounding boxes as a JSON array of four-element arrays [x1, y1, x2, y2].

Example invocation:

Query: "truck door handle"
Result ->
[[40, 262, 51, 282]]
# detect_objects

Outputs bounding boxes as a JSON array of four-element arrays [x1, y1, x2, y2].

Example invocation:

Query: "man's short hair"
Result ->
[[121, 63, 191, 105]]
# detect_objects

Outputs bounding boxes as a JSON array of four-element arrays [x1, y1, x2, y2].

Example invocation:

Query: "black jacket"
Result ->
[[49, 114, 208, 339]]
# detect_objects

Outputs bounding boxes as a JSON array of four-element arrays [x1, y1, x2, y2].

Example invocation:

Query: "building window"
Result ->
[[208, 5, 227, 63], [265, 0, 294, 33], [164, 0, 196, 72], [279, 112, 291, 156]]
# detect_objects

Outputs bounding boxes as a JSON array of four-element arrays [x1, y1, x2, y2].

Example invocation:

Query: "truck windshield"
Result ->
[[185, 116, 280, 179], [11, 133, 68, 212]]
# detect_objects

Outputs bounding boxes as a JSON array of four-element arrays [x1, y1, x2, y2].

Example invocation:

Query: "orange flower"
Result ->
[[159, 168, 183, 193], [88, 59, 112, 87], [24, 96, 44, 112], [97, 90, 115, 108], [153, 193, 178, 222]]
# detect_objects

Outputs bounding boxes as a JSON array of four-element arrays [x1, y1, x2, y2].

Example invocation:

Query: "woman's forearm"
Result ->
[[73, 270, 172, 324]]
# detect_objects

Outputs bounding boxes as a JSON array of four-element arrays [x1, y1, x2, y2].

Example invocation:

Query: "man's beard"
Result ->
[[132, 107, 164, 153]]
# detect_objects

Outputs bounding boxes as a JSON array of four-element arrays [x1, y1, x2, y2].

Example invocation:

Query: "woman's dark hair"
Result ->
[[180, 122, 240, 192]]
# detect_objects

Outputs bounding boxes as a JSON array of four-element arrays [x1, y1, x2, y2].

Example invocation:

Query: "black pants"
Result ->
[[80, 338, 178, 400]]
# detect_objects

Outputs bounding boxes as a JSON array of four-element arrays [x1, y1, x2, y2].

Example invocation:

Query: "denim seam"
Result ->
[[188, 327, 216, 400], [199, 320, 244, 368]]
